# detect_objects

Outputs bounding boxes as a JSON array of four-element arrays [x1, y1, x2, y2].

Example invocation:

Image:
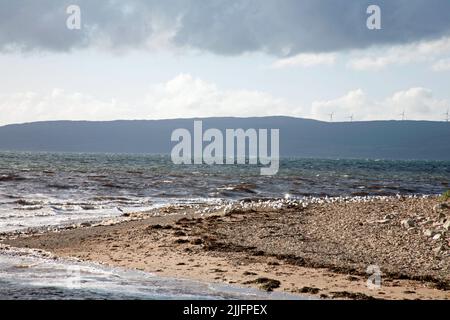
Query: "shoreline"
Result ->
[[2, 196, 449, 300]]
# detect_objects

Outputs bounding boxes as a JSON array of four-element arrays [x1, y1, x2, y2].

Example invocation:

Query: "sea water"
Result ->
[[0, 151, 448, 299]]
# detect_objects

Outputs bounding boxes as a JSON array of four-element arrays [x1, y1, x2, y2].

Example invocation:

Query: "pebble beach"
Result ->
[[3, 195, 449, 300]]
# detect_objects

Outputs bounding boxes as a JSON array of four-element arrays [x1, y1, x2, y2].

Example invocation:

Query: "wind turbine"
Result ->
[[444, 109, 449, 122], [399, 110, 406, 121], [347, 114, 354, 122], [328, 112, 334, 122]]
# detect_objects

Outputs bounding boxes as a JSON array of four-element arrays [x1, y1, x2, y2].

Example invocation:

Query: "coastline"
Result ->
[[2, 196, 449, 300]]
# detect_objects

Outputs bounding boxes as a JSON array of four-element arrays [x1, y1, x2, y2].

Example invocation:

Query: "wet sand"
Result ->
[[3, 196, 449, 300]]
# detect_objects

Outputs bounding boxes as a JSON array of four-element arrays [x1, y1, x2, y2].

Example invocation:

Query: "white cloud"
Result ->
[[311, 89, 370, 121], [432, 58, 450, 71], [0, 89, 127, 126], [143, 74, 298, 118], [1, 76, 448, 126], [272, 53, 336, 69], [385, 87, 447, 118], [348, 37, 450, 71], [0, 74, 302, 126], [311, 87, 448, 121]]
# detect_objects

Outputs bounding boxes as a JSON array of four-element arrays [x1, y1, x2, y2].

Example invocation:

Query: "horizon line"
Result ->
[[1, 116, 449, 128]]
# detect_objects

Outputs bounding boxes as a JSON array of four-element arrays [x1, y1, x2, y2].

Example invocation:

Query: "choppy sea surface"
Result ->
[[0, 151, 449, 299], [0, 151, 448, 233]]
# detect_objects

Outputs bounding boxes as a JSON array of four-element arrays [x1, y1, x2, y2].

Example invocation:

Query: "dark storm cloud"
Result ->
[[0, 0, 159, 52], [1, 0, 449, 55]]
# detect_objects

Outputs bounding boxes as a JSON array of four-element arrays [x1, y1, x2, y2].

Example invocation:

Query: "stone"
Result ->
[[433, 203, 449, 212], [443, 220, 450, 231], [401, 219, 415, 229], [437, 212, 446, 220], [433, 245, 443, 253], [423, 229, 436, 237], [432, 233, 442, 240]]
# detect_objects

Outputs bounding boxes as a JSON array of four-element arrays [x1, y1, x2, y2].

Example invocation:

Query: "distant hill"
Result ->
[[0, 117, 449, 160]]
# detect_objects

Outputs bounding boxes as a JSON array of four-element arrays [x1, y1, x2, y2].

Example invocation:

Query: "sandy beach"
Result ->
[[2, 196, 449, 300]]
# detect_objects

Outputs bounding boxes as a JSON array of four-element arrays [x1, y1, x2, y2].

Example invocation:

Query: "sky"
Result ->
[[0, 0, 450, 125]]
